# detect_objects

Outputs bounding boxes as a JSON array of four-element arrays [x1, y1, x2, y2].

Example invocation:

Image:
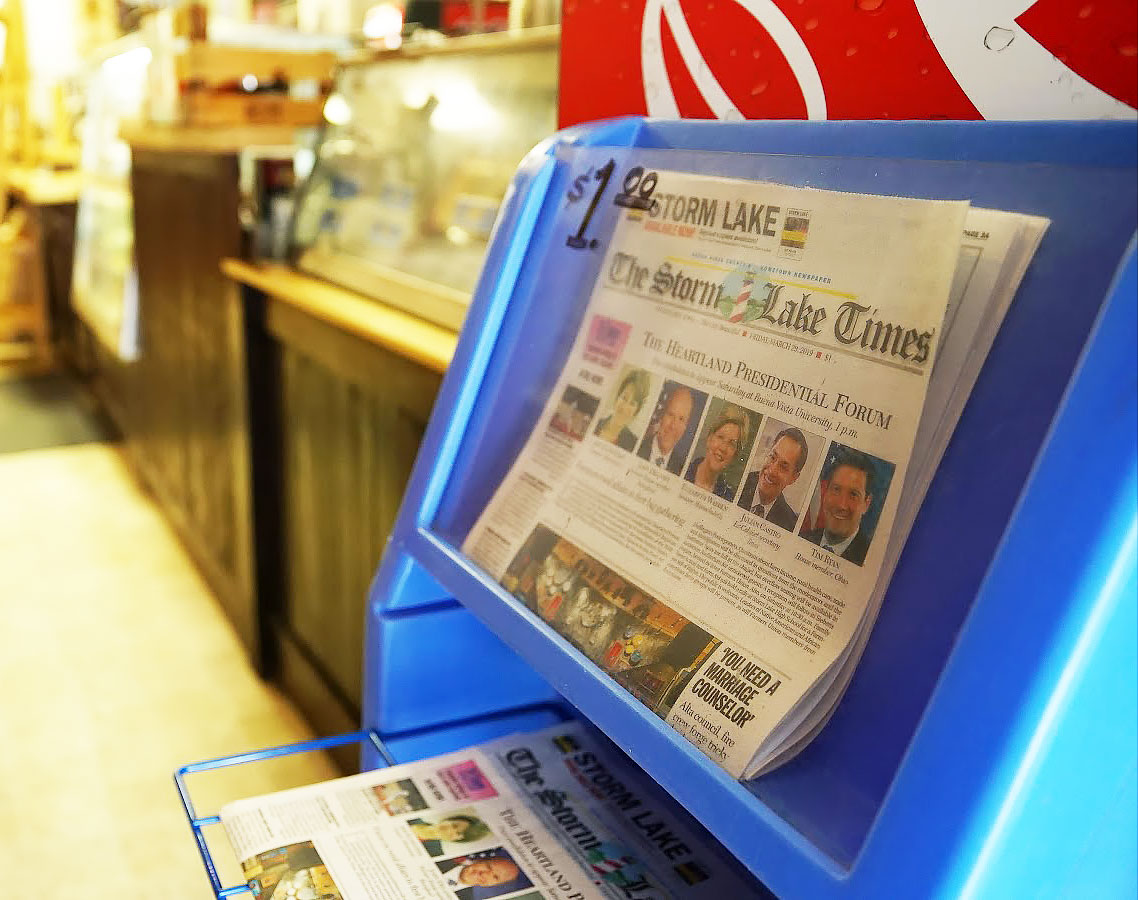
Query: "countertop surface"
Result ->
[[121, 122, 301, 155], [2, 167, 82, 205], [222, 259, 458, 374]]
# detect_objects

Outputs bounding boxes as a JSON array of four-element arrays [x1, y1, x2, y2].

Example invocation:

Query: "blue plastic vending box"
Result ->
[[367, 118, 1136, 898]]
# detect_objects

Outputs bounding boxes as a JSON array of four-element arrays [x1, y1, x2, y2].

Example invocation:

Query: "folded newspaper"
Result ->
[[220, 723, 757, 899], [463, 170, 1047, 779]]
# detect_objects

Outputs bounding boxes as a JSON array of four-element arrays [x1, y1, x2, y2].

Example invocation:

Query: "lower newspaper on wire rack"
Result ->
[[219, 723, 754, 900], [463, 168, 1047, 778]]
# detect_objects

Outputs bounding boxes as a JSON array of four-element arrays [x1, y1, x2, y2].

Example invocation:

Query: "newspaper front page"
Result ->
[[220, 723, 755, 899], [462, 171, 968, 777]]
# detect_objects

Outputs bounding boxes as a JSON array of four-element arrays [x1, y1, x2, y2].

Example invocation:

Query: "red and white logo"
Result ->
[[559, 0, 1136, 126]]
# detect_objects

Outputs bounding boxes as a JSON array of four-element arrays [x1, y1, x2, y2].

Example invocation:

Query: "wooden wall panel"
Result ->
[[108, 149, 259, 662], [271, 306, 440, 718]]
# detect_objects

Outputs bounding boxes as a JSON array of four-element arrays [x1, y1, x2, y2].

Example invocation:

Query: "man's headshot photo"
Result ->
[[436, 848, 533, 900], [737, 420, 823, 532], [799, 444, 895, 567], [636, 380, 709, 474]]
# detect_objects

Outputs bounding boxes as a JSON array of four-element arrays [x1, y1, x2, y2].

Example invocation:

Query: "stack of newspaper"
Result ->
[[220, 723, 758, 899], [463, 170, 1047, 778]]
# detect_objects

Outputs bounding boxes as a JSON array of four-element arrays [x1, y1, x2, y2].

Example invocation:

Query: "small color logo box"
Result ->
[[584, 315, 633, 368], [778, 209, 811, 260], [438, 761, 499, 802]]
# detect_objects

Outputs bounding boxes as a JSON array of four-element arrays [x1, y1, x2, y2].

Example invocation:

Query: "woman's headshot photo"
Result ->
[[594, 366, 653, 452], [408, 809, 492, 857], [684, 399, 760, 501]]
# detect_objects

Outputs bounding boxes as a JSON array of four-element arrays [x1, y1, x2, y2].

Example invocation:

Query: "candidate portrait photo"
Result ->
[[635, 379, 708, 474], [594, 366, 656, 452], [435, 847, 534, 900], [406, 808, 492, 857], [798, 443, 895, 567], [683, 398, 761, 501], [737, 418, 825, 532]]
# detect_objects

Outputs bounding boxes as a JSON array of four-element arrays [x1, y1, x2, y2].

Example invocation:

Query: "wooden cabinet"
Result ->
[[81, 147, 260, 664], [275, 305, 441, 723], [133, 151, 257, 656], [74, 128, 457, 744], [229, 261, 456, 750]]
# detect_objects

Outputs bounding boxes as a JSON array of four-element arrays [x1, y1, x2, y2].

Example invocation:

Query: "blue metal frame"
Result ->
[[174, 730, 392, 899], [174, 702, 571, 899]]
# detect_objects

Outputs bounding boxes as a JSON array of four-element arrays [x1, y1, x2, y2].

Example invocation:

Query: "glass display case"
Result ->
[[71, 39, 150, 361], [290, 27, 559, 331]]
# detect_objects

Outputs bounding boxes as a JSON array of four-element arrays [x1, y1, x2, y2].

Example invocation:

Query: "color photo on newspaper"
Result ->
[[502, 524, 719, 720]]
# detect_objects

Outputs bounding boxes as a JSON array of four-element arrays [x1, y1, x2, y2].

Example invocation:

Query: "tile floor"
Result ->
[[0, 443, 340, 898]]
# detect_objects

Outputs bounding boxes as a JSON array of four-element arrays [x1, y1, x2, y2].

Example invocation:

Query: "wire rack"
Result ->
[[175, 729, 394, 899]]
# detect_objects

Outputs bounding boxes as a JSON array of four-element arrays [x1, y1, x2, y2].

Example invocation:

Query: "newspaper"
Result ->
[[745, 206, 1048, 773], [220, 723, 756, 899], [461, 169, 1045, 778]]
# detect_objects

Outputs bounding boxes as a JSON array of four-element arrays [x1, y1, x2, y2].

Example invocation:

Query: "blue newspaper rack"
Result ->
[[363, 119, 1137, 898], [178, 119, 1135, 900]]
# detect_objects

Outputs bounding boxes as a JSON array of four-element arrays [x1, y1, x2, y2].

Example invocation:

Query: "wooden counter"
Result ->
[[120, 123, 299, 155], [78, 121, 459, 749], [1, 168, 82, 374], [221, 260, 457, 374], [3, 167, 81, 205], [71, 144, 263, 666], [75, 129, 311, 669], [225, 260, 456, 754]]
